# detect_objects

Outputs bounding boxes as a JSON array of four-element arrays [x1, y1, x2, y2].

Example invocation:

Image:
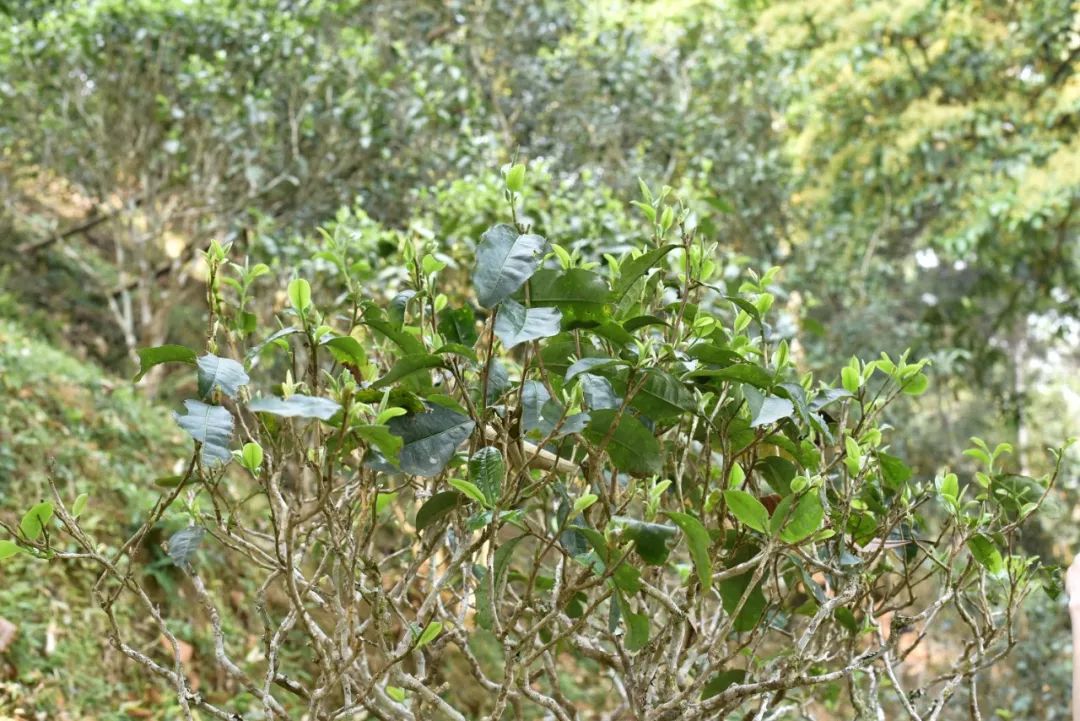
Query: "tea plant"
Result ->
[[1, 171, 1067, 720]]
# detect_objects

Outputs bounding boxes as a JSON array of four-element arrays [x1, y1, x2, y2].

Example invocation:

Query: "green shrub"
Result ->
[[1, 176, 1067, 720]]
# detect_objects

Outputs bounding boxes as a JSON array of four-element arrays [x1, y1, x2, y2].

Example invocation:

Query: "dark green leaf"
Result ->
[[363, 305, 426, 355], [438, 307, 479, 347], [611, 244, 679, 300], [622, 368, 693, 422], [692, 363, 774, 389], [322, 335, 368, 366], [584, 410, 661, 477], [372, 353, 445, 389], [717, 544, 767, 632], [469, 447, 505, 505], [877, 452, 913, 491], [415, 491, 464, 531], [473, 224, 548, 308], [756, 456, 796, 496], [388, 402, 476, 476], [623, 606, 650, 651], [196, 354, 250, 399], [580, 373, 621, 410], [528, 268, 611, 323], [168, 527, 205, 568], [355, 425, 403, 465], [613, 516, 676, 565], [134, 344, 196, 381], [175, 400, 234, 464], [744, 387, 794, 428], [701, 670, 746, 701], [494, 299, 561, 348]]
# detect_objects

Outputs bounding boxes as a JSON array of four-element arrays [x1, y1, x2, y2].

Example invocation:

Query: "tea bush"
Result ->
[[1, 173, 1068, 720]]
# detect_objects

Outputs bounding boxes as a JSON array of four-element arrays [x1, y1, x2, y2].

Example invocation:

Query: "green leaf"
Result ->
[[448, 478, 488, 506], [967, 534, 1003, 574], [579, 373, 621, 410], [20, 501, 54, 540], [620, 368, 693, 422], [386, 686, 406, 703], [723, 491, 769, 533], [175, 400, 234, 464], [249, 394, 341, 421], [71, 493, 89, 519], [877, 452, 913, 491], [362, 305, 427, 355], [438, 307, 479, 347], [505, 163, 526, 192], [494, 299, 562, 348], [415, 621, 443, 648], [134, 344, 196, 381], [841, 365, 860, 393], [240, 442, 263, 472], [0, 540, 23, 561], [473, 224, 548, 308], [322, 335, 368, 366], [613, 516, 677, 565], [623, 606, 650, 652], [371, 353, 445, 389], [663, 511, 713, 587], [528, 268, 612, 323], [388, 402, 476, 477], [573, 494, 598, 515], [701, 670, 746, 701], [717, 544, 767, 632], [611, 244, 679, 300], [583, 410, 661, 477], [692, 363, 774, 389], [940, 472, 959, 502], [167, 526, 205, 568], [287, 278, 312, 314], [902, 372, 930, 396], [744, 386, 794, 428], [771, 493, 824, 544], [755, 456, 796, 496], [415, 491, 463, 531], [355, 425, 403, 465], [469, 447, 505, 505], [476, 535, 525, 630], [197, 354, 250, 399]]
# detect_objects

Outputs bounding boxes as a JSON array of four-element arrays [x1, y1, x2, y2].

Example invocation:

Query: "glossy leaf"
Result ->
[[583, 410, 661, 477], [175, 400, 234, 464], [473, 224, 547, 308], [415, 491, 463, 531], [388, 402, 476, 476], [197, 354, 250, 399], [469, 447, 505, 505], [723, 490, 769, 533], [493, 299, 562, 348]]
